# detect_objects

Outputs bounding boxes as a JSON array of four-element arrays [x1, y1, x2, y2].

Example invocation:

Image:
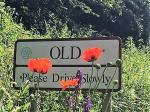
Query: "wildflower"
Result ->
[[81, 47, 104, 62], [28, 58, 52, 74], [83, 96, 93, 112], [60, 79, 79, 91], [75, 69, 84, 89], [69, 79, 79, 86], [60, 80, 68, 91], [66, 96, 73, 108]]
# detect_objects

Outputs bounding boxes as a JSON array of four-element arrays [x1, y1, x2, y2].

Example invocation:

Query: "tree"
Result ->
[[5, 0, 150, 44]]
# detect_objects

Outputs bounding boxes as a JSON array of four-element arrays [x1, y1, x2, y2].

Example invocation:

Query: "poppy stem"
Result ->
[[36, 73, 40, 111], [105, 66, 117, 93], [94, 69, 100, 89], [92, 69, 99, 95], [102, 82, 115, 112], [88, 61, 94, 95], [29, 89, 37, 112], [96, 66, 108, 90]]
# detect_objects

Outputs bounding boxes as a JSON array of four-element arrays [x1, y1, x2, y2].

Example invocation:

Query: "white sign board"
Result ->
[[14, 37, 122, 92]]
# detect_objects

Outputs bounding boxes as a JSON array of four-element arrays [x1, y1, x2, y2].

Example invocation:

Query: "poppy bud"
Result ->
[[29, 94, 35, 99], [116, 59, 122, 66], [95, 64, 101, 69], [107, 62, 113, 67], [113, 80, 118, 85]]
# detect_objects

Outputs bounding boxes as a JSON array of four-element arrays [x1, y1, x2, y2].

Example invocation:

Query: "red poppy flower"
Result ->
[[28, 58, 52, 74], [60, 79, 79, 91], [69, 79, 79, 86], [81, 47, 104, 62], [60, 80, 68, 91]]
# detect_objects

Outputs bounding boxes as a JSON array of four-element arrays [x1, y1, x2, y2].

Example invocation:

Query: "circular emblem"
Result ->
[[21, 47, 32, 59]]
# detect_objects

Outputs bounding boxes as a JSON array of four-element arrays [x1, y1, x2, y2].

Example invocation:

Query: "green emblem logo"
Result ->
[[21, 47, 32, 59]]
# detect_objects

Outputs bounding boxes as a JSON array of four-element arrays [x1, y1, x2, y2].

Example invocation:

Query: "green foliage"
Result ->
[[0, 3, 35, 111], [0, 3, 32, 48], [112, 38, 150, 112], [101, 0, 123, 9], [0, 81, 30, 112], [5, 0, 150, 44]]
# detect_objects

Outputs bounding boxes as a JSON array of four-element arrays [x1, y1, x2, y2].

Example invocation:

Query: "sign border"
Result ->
[[13, 36, 122, 92]]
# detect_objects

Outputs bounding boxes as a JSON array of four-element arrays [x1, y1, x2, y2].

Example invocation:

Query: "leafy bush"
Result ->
[[112, 38, 150, 112]]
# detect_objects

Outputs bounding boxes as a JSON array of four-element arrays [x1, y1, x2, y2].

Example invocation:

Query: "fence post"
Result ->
[[29, 89, 37, 112], [102, 92, 112, 112]]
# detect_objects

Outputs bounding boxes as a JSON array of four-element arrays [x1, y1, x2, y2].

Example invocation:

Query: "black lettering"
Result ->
[[22, 73, 28, 82], [97, 75, 102, 83], [92, 76, 97, 82], [85, 74, 89, 83], [66, 76, 70, 80], [61, 46, 70, 59], [105, 76, 111, 86], [60, 76, 65, 81], [52, 73, 59, 82], [82, 76, 86, 83], [50, 46, 61, 59], [71, 76, 76, 80], [28, 74, 33, 82], [34, 76, 39, 82], [89, 77, 92, 83], [38, 75, 42, 82], [43, 76, 47, 82], [102, 73, 105, 83], [71, 46, 81, 59]]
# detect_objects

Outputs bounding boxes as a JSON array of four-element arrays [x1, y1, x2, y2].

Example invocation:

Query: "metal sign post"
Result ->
[[29, 89, 37, 112], [102, 93, 112, 112]]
